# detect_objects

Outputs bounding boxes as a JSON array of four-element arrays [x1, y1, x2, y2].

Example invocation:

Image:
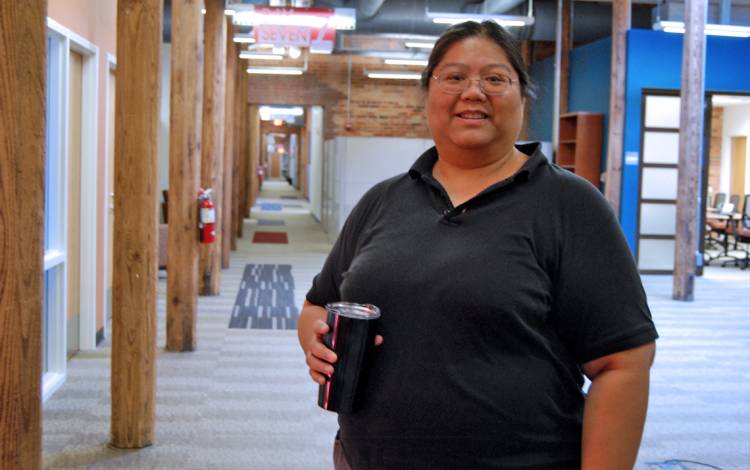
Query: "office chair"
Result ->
[[706, 193, 731, 251], [729, 194, 740, 210], [724, 195, 750, 269], [714, 192, 727, 209]]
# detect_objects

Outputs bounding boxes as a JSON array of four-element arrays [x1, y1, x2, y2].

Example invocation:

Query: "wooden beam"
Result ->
[[673, 0, 707, 301], [560, 0, 571, 115], [249, 105, 260, 209], [222, 21, 236, 268], [245, 104, 255, 218], [552, 0, 572, 154], [237, 76, 249, 237], [0, 1, 46, 467], [199, 0, 226, 295], [111, 0, 162, 448], [231, 61, 241, 248], [166, 0, 202, 351], [604, 0, 630, 215]]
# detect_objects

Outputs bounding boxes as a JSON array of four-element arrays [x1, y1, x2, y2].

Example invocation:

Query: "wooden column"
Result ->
[[560, 0, 571, 115], [249, 105, 260, 209], [222, 22, 236, 268], [247, 103, 258, 217], [111, 0, 162, 448], [553, 0, 572, 153], [231, 61, 241, 248], [673, 0, 707, 301], [604, 0, 630, 214], [237, 75, 249, 238], [166, 0, 202, 351], [199, 0, 226, 295], [0, 1, 46, 467]]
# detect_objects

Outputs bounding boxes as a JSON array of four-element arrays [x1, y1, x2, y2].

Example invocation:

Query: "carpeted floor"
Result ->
[[40, 179, 750, 469]]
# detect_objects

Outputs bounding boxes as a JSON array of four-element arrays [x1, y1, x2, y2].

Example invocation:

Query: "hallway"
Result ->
[[43, 179, 340, 469], [42, 181, 750, 470]]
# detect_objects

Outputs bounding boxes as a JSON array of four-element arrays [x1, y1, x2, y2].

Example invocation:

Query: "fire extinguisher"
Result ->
[[198, 188, 216, 244]]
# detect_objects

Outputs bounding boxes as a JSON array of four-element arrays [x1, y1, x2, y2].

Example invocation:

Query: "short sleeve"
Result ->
[[551, 179, 658, 364], [305, 183, 385, 307]]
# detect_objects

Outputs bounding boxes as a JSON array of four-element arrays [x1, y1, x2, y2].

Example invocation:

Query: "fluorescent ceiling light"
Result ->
[[233, 35, 256, 44], [654, 20, 750, 38], [428, 12, 533, 27], [404, 41, 435, 49], [240, 52, 284, 60], [225, 9, 236, 16], [367, 71, 422, 80], [201, 8, 206, 15], [384, 58, 428, 66], [232, 6, 356, 30], [247, 67, 304, 75], [259, 106, 304, 120]]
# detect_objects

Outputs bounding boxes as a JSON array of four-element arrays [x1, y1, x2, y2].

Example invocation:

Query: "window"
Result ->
[[42, 28, 67, 401]]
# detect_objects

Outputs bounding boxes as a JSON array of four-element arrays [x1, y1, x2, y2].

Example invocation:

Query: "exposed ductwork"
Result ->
[[357, 0, 387, 19]]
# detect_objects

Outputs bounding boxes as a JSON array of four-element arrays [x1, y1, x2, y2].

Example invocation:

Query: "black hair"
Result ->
[[420, 21, 536, 100]]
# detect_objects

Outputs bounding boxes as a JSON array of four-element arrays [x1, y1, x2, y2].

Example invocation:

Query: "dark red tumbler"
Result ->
[[317, 302, 381, 414]]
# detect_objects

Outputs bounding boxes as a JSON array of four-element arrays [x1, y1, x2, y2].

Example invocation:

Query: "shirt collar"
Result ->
[[408, 142, 548, 181]]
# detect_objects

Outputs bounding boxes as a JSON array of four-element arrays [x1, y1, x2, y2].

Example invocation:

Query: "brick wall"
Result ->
[[246, 53, 431, 139], [709, 106, 723, 199]]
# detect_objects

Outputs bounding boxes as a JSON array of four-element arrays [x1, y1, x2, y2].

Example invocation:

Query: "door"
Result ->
[[730, 136, 747, 199], [66, 50, 83, 358], [106, 67, 116, 330], [636, 93, 681, 274]]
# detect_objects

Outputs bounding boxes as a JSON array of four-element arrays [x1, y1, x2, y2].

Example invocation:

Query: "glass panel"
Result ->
[[641, 167, 678, 200], [640, 203, 677, 235], [43, 270, 50, 373], [638, 239, 675, 271], [45, 33, 63, 254], [645, 95, 681, 129], [643, 131, 680, 164], [45, 36, 53, 251]]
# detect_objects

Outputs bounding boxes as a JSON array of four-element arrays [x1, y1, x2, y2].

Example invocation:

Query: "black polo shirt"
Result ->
[[307, 143, 658, 469]]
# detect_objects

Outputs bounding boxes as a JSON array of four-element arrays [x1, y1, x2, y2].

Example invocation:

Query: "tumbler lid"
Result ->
[[325, 302, 381, 320]]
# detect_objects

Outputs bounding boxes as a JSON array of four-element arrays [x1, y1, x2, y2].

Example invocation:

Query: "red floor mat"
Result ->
[[252, 231, 288, 244]]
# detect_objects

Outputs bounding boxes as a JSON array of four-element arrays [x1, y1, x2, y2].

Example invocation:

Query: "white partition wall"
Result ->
[[309, 106, 324, 222], [322, 136, 434, 239], [636, 93, 681, 273]]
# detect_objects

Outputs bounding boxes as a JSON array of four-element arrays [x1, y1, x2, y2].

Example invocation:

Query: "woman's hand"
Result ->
[[298, 299, 384, 385]]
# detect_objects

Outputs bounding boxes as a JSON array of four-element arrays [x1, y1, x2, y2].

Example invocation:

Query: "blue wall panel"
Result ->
[[621, 30, 750, 251], [527, 58, 555, 142]]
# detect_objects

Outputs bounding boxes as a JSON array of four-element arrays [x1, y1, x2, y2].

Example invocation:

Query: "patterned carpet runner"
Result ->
[[229, 264, 299, 330], [252, 231, 288, 244], [257, 219, 285, 226]]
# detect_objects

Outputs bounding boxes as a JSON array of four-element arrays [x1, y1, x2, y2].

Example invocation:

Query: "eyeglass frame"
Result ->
[[430, 72, 518, 96]]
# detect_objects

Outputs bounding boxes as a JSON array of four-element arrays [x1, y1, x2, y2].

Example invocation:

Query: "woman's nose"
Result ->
[[461, 80, 487, 99]]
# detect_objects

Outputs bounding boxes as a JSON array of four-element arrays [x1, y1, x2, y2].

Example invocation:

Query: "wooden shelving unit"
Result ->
[[557, 112, 604, 187]]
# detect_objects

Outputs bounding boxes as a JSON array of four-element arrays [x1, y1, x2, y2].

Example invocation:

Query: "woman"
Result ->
[[298, 21, 657, 470]]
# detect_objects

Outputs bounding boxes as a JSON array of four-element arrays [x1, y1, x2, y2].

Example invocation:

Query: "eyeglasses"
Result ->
[[432, 72, 517, 96]]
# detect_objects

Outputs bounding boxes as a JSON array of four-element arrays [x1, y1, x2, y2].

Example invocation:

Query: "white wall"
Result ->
[[719, 104, 750, 196], [309, 106, 324, 222], [322, 136, 434, 240]]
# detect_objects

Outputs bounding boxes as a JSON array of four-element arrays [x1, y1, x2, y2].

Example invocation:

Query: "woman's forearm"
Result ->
[[581, 342, 655, 469], [581, 366, 651, 470]]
